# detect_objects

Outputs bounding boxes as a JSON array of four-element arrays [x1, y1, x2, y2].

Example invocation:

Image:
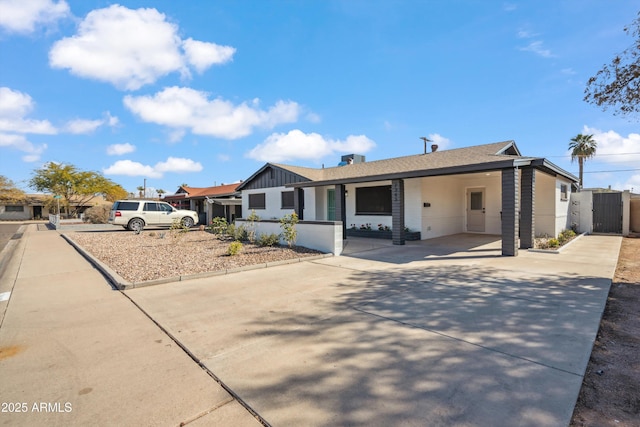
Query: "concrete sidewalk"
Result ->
[[0, 225, 261, 426], [0, 225, 622, 426]]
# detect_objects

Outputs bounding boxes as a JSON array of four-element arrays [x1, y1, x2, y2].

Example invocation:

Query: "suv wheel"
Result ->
[[128, 218, 145, 232], [181, 217, 194, 228]]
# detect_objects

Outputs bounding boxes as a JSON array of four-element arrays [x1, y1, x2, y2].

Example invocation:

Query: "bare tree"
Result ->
[[584, 12, 640, 116]]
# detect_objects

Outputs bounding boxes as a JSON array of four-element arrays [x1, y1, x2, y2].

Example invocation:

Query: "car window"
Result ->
[[158, 203, 174, 213], [143, 202, 158, 212], [115, 201, 139, 211]]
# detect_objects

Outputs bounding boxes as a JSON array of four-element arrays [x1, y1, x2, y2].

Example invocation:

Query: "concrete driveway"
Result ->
[[126, 233, 620, 427]]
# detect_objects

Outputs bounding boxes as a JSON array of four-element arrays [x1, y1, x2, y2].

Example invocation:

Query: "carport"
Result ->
[[289, 157, 577, 257]]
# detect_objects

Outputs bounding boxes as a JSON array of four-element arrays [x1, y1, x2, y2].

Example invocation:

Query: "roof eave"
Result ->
[[530, 158, 579, 182]]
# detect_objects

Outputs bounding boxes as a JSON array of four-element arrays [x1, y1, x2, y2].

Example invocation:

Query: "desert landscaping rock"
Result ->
[[67, 230, 323, 283]]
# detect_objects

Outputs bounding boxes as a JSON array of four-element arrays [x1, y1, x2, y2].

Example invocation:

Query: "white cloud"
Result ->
[[64, 111, 120, 134], [155, 157, 203, 173], [519, 40, 554, 58], [246, 129, 376, 163], [0, 87, 57, 134], [49, 5, 236, 90], [124, 86, 300, 139], [516, 29, 538, 39], [217, 154, 231, 162], [0, 0, 70, 34], [103, 156, 202, 178], [106, 143, 136, 156], [582, 125, 640, 166], [624, 174, 640, 192], [0, 133, 47, 161], [426, 133, 451, 150], [305, 112, 322, 124], [182, 38, 235, 73], [103, 160, 161, 178], [64, 118, 104, 134]]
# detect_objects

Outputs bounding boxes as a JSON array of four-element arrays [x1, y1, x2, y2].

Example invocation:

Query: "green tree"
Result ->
[[29, 162, 126, 217], [569, 134, 598, 189], [136, 186, 144, 198], [0, 175, 27, 203], [584, 12, 640, 116], [156, 188, 166, 199], [279, 212, 299, 248]]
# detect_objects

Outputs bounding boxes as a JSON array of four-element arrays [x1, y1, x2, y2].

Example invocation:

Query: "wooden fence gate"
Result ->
[[592, 192, 622, 234]]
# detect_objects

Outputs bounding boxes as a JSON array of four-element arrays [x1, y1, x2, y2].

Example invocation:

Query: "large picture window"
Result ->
[[5, 205, 24, 212], [355, 185, 392, 215], [248, 193, 266, 209], [281, 191, 294, 209]]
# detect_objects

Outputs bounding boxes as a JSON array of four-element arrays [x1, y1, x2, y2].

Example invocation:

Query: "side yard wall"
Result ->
[[631, 196, 640, 232]]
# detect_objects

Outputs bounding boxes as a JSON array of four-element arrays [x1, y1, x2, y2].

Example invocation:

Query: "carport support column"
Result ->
[[392, 179, 405, 245], [501, 167, 519, 256], [335, 184, 347, 239], [520, 167, 535, 249]]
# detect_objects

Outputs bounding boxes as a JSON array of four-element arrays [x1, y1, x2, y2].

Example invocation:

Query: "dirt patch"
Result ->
[[570, 237, 640, 426]]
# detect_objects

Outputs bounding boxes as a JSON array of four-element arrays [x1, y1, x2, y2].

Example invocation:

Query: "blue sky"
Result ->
[[1, 0, 640, 196]]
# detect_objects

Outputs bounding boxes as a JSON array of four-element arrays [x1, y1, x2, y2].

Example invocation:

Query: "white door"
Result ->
[[467, 189, 485, 232]]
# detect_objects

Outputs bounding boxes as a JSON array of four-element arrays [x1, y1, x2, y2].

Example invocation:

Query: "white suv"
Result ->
[[108, 200, 199, 232]]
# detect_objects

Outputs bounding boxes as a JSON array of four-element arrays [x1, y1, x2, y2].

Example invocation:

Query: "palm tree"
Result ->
[[136, 186, 144, 198], [569, 134, 597, 190], [156, 189, 166, 199]]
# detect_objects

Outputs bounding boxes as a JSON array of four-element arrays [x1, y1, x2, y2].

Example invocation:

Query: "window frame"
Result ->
[[248, 193, 266, 210], [355, 185, 392, 216], [281, 191, 294, 209], [5, 205, 24, 212], [560, 184, 568, 201]]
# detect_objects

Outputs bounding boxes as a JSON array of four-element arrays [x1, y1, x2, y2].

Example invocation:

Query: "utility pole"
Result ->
[[419, 136, 432, 154]]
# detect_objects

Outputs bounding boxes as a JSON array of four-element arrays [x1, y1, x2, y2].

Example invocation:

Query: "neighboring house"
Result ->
[[163, 183, 242, 225], [236, 141, 579, 256], [0, 194, 111, 221]]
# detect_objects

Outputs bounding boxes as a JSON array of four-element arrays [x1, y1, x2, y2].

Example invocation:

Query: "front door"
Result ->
[[327, 189, 336, 220], [467, 189, 485, 232]]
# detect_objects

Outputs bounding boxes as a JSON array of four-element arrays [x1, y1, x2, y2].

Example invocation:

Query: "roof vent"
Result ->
[[431, 144, 438, 152], [338, 154, 365, 166]]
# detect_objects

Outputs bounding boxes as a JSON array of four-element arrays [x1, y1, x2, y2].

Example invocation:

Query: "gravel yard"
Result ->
[[67, 229, 323, 283]]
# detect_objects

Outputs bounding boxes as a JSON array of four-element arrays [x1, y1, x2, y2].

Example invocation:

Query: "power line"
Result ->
[[546, 152, 640, 158], [583, 168, 640, 174]]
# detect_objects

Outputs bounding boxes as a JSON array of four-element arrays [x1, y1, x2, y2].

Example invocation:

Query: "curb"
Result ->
[[61, 233, 333, 291], [0, 224, 27, 282]]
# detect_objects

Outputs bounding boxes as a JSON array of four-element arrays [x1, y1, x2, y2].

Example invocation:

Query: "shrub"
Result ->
[[257, 233, 280, 247], [83, 205, 110, 224], [227, 224, 248, 241], [279, 212, 299, 248], [227, 241, 243, 256], [557, 229, 576, 245], [245, 210, 260, 243], [208, 217, 229, 239], [169, 218, 189, 238], [548, 238, 560, 248]]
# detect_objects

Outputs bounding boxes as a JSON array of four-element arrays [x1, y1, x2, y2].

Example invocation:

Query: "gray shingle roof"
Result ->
[[274, 141, 530, 185], [242, 141, 577, 189]]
